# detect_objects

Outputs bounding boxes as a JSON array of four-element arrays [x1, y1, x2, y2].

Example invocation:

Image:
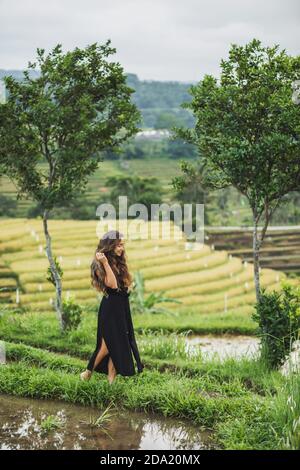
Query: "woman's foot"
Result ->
[[80, 369, 92, 381], [108, 376, 116, 385]]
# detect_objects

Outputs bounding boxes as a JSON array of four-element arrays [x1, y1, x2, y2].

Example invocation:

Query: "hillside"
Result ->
[[0, 70, 195, 129]]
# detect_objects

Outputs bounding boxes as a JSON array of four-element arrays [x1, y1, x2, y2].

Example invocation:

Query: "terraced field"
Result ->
[[1, 217, 299, 450], [0, 159, 182, 218], [206, 226, 300, 275], [1, 218, 296, 321]]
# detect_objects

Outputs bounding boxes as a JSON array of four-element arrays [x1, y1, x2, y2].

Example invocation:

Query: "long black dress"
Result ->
[[86, 285, 144, 376]]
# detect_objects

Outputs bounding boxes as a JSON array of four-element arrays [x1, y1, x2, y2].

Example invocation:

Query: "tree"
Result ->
[[172, 159, 211, 226], [173, 39, 300, 302], [0, 194, 17, 216], [0, 41, 141, 330], [105, 174, 163, 218], [165, 138, 198, 159], [154, 112, 180, 129]]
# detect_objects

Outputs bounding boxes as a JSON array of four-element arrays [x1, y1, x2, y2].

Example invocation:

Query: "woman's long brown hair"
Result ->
[[90, 230, 133, 297]]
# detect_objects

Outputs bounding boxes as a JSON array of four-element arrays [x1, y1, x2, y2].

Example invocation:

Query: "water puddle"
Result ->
[[184, 334, 300, 375], [0, 393, 216, 450], [185, 334, 261, 361]]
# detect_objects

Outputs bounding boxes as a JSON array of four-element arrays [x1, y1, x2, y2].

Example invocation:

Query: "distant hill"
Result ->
[[0, 69, 196, 129], [0, 69, 40, 80]]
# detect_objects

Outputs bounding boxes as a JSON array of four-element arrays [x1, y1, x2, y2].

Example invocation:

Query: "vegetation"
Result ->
[[1, 38, 300, 451], [0, 69, 196, 130], [40, 414, 64, 434], [0, 219, 292, 323], [105, 175, 164, 217], [0, 324, 299, 449], [61, 296, 83, 332], [174, 39, 300, 302], [252, 283, 300, 369], [0, 41, 141, 330], [130, 271, 182, 316]]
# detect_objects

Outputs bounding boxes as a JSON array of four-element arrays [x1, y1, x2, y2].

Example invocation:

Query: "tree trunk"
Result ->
[[42, 210, 65, 331], [253, 213, 261, 304]]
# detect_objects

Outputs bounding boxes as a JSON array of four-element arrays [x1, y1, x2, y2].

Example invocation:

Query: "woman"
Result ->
[[80, 230, 144, 385]]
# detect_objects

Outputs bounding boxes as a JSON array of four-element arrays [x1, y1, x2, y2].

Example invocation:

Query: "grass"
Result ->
[[1, 217, 299, 449], [3, 339, 282, 396], [0, 306, 299, 449], [40, 414, 64, 434], [0, 335, 293, 449], [215, 371, 300, 450]]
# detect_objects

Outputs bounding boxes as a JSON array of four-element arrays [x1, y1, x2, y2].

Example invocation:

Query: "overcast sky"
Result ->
[[1, 0, 299, 82]]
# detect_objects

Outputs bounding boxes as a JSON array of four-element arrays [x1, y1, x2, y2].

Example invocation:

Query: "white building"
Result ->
[[135, 129, 171, 140]]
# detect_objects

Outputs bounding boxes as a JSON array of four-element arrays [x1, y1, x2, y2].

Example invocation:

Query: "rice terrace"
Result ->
[[0, 0, 300, 457], [1, 214, 300, 450]]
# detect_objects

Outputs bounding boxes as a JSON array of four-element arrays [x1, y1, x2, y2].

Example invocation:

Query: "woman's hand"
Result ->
[[96, 252, 108, 265]]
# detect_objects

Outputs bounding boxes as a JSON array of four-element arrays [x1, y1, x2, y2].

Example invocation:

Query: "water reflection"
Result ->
[[185, 334, 261, 361], [0, 394, 216, 450]]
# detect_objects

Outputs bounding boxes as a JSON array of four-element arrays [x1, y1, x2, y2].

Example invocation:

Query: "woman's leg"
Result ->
[[91, 337, 109, 371], [81, 336, 109, 380], [108, 356, 117, 384]]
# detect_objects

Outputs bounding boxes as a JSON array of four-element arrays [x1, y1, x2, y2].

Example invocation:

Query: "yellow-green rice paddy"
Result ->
[[0, 218, 291, 318]]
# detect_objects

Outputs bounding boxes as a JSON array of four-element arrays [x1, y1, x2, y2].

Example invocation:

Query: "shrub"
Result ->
[[61, 296, 83, 331], [252, 283, 300, 369], [130, 271, 181, 316]]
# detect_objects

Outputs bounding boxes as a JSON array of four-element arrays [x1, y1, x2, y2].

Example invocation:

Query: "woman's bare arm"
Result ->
[[101, 260, 118, 289], [95, 252, 118, 289]]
